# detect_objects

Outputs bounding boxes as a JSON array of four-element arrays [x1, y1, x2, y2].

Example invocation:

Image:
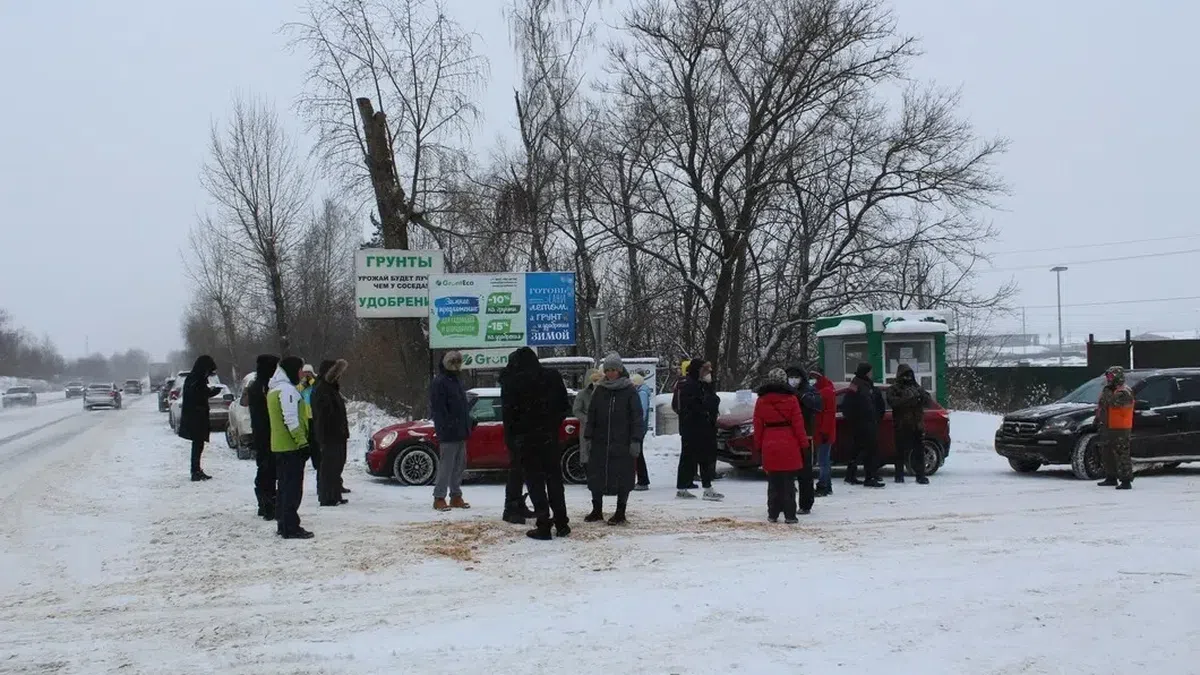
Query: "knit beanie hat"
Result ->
[[765, 367, 788, 384], [602, 353, 624, 372]]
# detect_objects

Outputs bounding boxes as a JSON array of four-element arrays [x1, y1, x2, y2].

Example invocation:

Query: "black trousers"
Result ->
[[254, 442, 276, 510], [894, 428, 925, 479], [797, 446, 815, 512], [505, 444, 525, 512], [521, 438, 568, 528], [276, 450, 307, 535], [767, 471, 798, 520], [847, 433, 880, 481], [636, 452, 650, 486], [677, 439, 715, 489], [190, 439, 205, 474], [318, 438, 347, 504]]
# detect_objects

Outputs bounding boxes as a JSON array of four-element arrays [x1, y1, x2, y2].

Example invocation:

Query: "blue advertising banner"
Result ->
[[524, 272, 576, 347]]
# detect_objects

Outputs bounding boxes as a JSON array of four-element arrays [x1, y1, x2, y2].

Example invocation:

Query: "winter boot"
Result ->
[[676, 489, 697, 499], [784, 516, 799, 524], [191, 472, 205, 482], [862, 478, 886, 488], [526, 522, 553, 540], [433, 498, 451, 512], [1117, 479, 1133, 490], [262, 500, 276, 521], [607, 510, 628, 526], [341, 487, 351, 494], [502, 511, 526, 525], [633, 484, 649, 492], [844, 468, 861, 485], [915, 476, 930, 485], [895, 474, 905, 483], [1097, 478, 1118, 487], [815, 484, 831, 498], [450, 495, 471, 509], [281, 528, 315, 540], [768, 514, 779, 523], [585, 495, 604, 522], [702, 487, 724, 501], [555, 523, 571, 537]]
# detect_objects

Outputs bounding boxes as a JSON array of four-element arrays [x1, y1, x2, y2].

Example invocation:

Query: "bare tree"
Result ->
[[200, 95, 310, 355], [289, 0, 488, 246], [290, 199, 361, 360], [183, 217, 248, 379]]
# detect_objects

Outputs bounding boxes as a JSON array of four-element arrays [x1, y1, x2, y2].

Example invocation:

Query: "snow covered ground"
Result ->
[[2, 402, 1199, 674]]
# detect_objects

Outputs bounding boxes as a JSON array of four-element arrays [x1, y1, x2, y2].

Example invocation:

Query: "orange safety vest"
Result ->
[[1105, 388, 1134, 430]]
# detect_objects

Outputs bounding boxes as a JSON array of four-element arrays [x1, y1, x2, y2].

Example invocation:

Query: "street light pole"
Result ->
[[1051, 266, 1068, 366]]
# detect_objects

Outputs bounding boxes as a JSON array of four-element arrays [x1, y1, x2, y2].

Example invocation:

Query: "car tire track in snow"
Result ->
[[0, 414, 80, 449]]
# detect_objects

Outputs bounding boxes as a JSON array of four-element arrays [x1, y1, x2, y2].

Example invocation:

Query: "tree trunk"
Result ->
[[724, 246, 748, 384]]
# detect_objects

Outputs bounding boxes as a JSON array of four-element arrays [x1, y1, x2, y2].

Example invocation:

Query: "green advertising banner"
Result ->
[[429, 274, 528, 349]]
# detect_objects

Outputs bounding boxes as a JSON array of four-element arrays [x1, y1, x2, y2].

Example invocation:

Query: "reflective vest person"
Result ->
[[1096, 365, 1135, 490]]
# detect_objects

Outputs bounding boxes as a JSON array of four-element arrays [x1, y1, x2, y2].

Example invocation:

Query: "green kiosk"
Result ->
[[814, 310, 952, 406]]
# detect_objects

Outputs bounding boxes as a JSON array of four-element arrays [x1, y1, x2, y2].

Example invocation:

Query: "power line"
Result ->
[[989, 233, 1200, 256], [981, 247, 1200, 273], [1019, 294, 1200, 310]]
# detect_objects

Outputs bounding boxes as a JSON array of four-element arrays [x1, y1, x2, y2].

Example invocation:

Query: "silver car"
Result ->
[[2, 386, 38, 408], [84, 383, 123, 410], [169, 382, 234, 433]]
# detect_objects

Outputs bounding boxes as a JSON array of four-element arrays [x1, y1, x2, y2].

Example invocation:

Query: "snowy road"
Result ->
[[1, 405, 1199, 674]]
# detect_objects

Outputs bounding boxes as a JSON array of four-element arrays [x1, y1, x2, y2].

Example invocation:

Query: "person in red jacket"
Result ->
[[753, 368, 809, 522], [811, 369, 838, 497]]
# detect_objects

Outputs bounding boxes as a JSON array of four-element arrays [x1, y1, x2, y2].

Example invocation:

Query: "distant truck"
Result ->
[[149, 363, 170, 392]]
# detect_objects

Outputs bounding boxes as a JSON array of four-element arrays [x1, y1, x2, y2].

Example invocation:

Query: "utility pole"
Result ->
[[1021, 307, 1027, 340], [1051, 266, 1068, 366]]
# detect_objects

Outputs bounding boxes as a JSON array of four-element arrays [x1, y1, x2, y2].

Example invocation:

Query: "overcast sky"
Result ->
[[1, 0, 1197, 360]]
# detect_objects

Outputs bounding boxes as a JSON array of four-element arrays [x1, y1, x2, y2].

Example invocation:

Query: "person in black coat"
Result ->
[[499, 357, 538, 525], [842, 362, 887, 488], [249, 354, 280, 519], [676, 359, 724, 501], [178, 355, 221, 481], [311, 359, 350, 506], [584, 353, 645, 526], [500, 346, 572, 540]]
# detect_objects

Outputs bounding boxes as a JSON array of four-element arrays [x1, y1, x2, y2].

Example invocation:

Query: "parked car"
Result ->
[[169, 381, 234, 433], [715, 383, 951, 477], [225, 373, 257, 459], [65, 381, 86, 399], [161, 372, 191, 416], [2, 386, 38, 408], [123, 379, 143, 395], [365, 388, 583, 485], [158, 377, 176, 412], [994, 368, 1200, 479], [83, 383, 122, 410]]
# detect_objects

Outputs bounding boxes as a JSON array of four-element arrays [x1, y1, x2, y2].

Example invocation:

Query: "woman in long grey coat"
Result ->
[[584, 354, 645, 525]]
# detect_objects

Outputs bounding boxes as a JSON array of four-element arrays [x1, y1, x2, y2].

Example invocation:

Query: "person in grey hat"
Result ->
[[584, 353, 646, 525]]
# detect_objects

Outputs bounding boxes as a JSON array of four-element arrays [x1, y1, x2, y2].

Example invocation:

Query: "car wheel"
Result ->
[[1008, 457, 1042, 473], [907, 439, 943, 477], [1071, 433, 1103, 480], [392, 444, 438, 486], [560, 444, 587, 485]]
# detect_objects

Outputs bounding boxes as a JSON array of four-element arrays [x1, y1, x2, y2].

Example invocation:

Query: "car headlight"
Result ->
[[1043, 417, 1077, 431], [379, 431, 399, 449], [736, 423, 753, 436]]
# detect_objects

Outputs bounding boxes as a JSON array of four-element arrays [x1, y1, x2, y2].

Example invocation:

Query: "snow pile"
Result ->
[[0, 377, 53, 393], [345, 399, 406, 443]]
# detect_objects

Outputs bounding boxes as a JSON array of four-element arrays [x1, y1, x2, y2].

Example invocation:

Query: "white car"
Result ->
[[2, 386, 38, 408], [225, 372, 257, 460], [84, 383, 122, 410], [168, 378, 231, 434]]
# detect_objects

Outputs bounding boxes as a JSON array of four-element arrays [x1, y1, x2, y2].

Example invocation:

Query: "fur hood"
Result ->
[[319, 359, 348, 384]]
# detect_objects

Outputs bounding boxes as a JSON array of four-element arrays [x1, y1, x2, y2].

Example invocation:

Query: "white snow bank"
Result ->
[[0, 377, 53, 393], [346, 400, 406, 443], [882, 320, 949, 334]]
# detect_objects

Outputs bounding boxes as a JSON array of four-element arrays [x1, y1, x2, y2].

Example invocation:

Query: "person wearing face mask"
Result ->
[[676, 359, 724, 501], [784, 365, 822, 513], [430, 350, 472, 512], [584, 354, 645, 525], [842, 362, 887, 488], [886, 363, 934, 484], [178, 355, 221, 481]]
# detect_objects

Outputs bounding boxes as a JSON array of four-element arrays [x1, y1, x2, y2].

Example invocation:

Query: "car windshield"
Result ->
[[6, 387, 31, 394], [67, 382, 82, 387], [88, 384, 111, 391], [1057, 373, 1146, 404], [125, 380, 139, 385]]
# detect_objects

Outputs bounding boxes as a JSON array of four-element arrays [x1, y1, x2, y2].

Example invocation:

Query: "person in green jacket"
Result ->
[[269, 356, 313, 540]]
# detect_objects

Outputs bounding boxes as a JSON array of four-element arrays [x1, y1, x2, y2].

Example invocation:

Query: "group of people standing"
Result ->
[[751, 360, 936, 521], [177, 353, 351, 540]]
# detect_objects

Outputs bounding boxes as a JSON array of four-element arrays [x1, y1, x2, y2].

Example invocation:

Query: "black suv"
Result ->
[[995, 368, 1200, 479]]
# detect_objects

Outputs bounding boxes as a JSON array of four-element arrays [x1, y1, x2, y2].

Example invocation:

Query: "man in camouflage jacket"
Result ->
[[1096, 365, 1135, 489]]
